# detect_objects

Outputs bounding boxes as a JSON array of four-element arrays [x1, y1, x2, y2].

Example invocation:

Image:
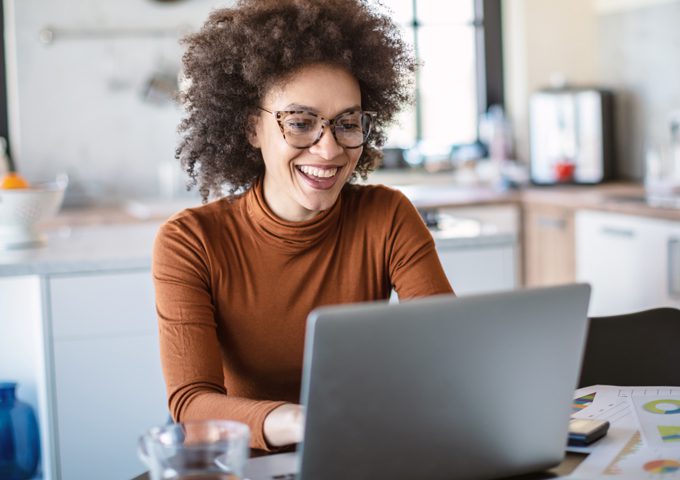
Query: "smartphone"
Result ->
[[568, 418, 610, 446]]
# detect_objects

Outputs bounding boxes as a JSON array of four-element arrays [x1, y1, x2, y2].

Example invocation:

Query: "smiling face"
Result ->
[[250, 64, 364, 222]]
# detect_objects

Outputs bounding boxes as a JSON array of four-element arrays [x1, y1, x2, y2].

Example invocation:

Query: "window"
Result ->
[[0, 2, 9, 156], [384, 0, 504, 152], [0, 2, 503, 165]]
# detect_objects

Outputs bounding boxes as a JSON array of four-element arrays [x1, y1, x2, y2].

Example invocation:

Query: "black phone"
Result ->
[[568, 418, 610, 446]]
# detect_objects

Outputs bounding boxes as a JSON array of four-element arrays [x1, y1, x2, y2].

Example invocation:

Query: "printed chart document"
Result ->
[[568, 385, 680, 479]]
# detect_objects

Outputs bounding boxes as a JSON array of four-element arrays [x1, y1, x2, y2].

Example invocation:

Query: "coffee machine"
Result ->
[[529, 88, 614, 185]]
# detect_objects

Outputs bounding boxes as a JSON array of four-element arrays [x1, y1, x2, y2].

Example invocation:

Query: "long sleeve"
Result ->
[[386, 191, 455, 299], [152, 218, 286, 450], [150, 184, 453, 452]]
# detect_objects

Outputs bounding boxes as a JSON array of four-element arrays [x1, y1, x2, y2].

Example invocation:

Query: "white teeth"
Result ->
[[298, 166, 338, 178]]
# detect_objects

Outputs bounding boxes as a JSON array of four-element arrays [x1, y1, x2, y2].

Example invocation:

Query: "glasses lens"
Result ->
[[334, 111, 372, 148], [281, 111, 320, 148], [279, 110, 374, 148]]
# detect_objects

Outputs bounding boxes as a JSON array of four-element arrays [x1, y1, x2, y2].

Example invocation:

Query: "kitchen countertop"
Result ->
[[34, 176, 680, 228], [519, 182, 680, 220], [0, 177, 517, 276], [0, 222, 158, 276], [379, 172, 680, 221], [3, 175, 680, 277], [0, 220, 515, 278]]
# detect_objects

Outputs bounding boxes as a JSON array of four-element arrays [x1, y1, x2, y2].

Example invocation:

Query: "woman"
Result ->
[[152, 0, 454, 451]]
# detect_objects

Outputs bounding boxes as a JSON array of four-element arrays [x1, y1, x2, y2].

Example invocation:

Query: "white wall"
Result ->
[[502, 0, 598, 164], [595, 0, 680, 13], [4, 0, 228, 205], [502, 0, 680, 178]]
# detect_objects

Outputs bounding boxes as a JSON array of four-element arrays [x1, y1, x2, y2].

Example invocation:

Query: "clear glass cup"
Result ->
[[138, 420, 250, 480]]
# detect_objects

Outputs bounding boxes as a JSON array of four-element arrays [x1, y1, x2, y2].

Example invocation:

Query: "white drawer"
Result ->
[[49, 270, 156, 339], [53, 334, 167, 480]]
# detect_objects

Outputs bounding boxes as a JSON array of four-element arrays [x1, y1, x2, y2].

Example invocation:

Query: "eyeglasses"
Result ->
[[258, 107, 376, 149]]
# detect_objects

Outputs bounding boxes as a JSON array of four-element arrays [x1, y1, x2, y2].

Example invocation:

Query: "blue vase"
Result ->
[[0, 382, 40, 480]]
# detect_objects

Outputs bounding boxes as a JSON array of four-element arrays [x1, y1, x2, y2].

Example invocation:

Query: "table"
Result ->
[[131, 451, 587, 479]]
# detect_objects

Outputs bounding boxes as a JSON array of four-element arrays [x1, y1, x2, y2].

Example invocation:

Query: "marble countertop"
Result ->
[[33, 174, 680, 228], [3, 173, 679, 277], [0, 181, 517, 276], [0, 211, 519, 276], [0, 222, 159, 276]]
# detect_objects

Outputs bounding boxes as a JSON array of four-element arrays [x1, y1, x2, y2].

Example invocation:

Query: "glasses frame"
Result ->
[[258, 107, 377, 149]]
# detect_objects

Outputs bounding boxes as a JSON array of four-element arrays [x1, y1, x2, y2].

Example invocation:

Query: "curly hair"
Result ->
[[177, 0, 416, 201]]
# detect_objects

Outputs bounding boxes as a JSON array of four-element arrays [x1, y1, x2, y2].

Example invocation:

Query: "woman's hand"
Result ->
[[263, 403, 305, 447]]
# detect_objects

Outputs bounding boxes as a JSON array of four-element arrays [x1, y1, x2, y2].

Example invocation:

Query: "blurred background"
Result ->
[[1, 1, 680, 480], [2, 0, 678, 204]]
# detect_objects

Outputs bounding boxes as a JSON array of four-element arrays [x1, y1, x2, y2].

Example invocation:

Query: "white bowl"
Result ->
[[0, 175, 68, 249]]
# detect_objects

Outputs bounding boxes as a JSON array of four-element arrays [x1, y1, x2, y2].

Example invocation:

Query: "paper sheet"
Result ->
[[567, 386, 680, 479]]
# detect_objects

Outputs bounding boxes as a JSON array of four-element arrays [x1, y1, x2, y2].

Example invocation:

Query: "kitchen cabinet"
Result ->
[[523, 203, 575, 287], [433, 205, 519, 295], [387, 205, 519, 300], [435, 239, 517, 295], [0, 268, 167, 480], [575, 210, 676, 316], [665, 223, 680, 305]]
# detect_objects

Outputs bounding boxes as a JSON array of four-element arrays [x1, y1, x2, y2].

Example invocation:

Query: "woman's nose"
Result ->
[[308, 125, 344, 159]]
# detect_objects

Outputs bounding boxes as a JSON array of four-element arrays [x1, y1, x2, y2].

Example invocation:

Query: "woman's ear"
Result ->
[[246, 114, 261, 149]]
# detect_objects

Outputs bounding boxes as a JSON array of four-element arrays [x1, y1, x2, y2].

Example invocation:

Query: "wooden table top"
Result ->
[[131, 451, 587, 480]]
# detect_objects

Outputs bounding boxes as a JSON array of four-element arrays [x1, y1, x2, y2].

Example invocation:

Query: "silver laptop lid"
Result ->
[[298, 284, 591, 480]]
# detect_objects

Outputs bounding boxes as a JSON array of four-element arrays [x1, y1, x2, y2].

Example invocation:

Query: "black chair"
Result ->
[[578, 307, 680, 388]]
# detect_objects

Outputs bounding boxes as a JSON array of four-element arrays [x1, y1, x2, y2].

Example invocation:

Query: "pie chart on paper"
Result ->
[[642, 399, 680, 415], [643, 459, 680, 474]]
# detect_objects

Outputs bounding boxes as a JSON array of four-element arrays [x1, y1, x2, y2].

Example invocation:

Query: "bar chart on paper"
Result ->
[[601, 431, 680, 478], [658, 426, 680, 443], [633, 396, 680, 449], [570, 386, 680, 479], [573, 393, 597, 413]]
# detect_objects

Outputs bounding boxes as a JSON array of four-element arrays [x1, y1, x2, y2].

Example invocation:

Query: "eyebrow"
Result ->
[[283, 103, 362, 116]]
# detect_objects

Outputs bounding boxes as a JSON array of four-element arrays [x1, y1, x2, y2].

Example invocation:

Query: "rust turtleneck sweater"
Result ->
[[152, 179, 453, 450]]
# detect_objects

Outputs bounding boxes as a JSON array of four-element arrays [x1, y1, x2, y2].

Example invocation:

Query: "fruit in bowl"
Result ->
[[0, 174, 68, 249], [1, 172, 30, 189]]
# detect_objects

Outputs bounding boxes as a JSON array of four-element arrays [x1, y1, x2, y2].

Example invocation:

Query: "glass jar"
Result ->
[[0, 382, 40, 480]]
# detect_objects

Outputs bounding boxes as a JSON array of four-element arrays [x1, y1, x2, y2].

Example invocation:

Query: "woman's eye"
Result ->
[[285, 119, 314, 132], [338, 122, 361, 131]]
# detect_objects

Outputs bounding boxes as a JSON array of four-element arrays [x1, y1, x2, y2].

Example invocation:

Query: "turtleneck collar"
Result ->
[[244, 177, 343, 253]]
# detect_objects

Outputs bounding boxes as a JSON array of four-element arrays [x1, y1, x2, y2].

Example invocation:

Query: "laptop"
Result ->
[[245, 284, 591, 480]]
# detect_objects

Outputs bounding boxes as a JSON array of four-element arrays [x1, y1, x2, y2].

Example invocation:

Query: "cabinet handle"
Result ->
[[668, 238, 680, 299], [537, 217, 566, 229], [601, 226, 635, 238]]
